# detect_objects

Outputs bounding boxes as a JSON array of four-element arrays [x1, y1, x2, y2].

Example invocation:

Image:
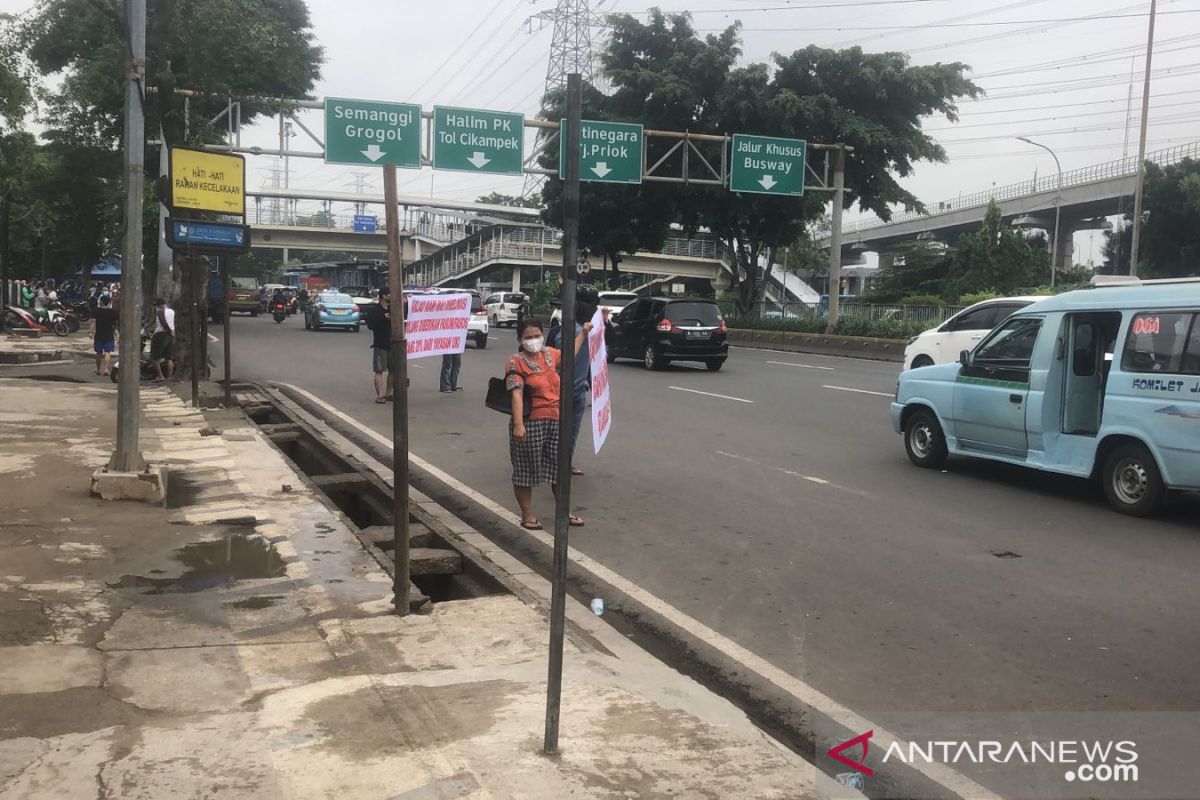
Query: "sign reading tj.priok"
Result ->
[[324, 97, 421, 168]]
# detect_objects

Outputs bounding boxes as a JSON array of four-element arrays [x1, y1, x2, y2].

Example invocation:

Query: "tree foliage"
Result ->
[[541, 11, 978, 311], [946, 201, 1048, 295], [1103, 159, 1200, 278]]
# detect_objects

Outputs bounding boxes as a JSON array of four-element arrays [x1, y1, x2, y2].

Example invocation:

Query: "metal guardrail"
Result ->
[[718, 300, 966, 327], [845, 140, 1200, 235]]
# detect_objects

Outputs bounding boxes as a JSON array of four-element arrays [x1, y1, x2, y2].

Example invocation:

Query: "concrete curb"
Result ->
[[728, 327, 905, 362]]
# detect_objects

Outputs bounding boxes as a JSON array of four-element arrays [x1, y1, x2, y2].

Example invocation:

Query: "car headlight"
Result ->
[[906, 336, 919, 346]]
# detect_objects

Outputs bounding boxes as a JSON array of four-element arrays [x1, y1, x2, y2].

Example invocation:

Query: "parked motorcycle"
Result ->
[[110, 334, 158, 384], [271, 301, 288, 323], [47, 301, 80, 333], [4, 305, 69, 336]]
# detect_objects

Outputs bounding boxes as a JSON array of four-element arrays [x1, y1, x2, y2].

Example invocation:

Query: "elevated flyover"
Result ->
[[825, 141, 1199, 266]]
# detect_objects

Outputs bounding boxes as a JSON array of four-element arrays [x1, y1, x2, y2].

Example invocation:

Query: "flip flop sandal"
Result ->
[[568, 515, 585, 527], [521, 519, 543, 530], [375, 397, 387, 404], [570, 467, 584, 476]]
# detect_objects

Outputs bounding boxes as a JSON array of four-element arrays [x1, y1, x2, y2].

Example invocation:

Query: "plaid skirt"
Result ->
[[510, 418, 559, 488]]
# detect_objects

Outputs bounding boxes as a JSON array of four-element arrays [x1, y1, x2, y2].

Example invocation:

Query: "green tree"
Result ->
[[865, 241, 954, 303], [23, 0, 323, 376], [0, 14, 34, 129], [946, 201, 1048, 296], [1103, 159, 1200, 278]]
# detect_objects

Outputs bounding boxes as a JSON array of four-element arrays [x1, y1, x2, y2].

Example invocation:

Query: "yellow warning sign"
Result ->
[[169, 147, 245, 215]]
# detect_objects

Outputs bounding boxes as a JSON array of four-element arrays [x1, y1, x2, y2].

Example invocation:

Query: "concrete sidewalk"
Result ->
[[0, 366, 825, 799], [0, 329, 94, 363]]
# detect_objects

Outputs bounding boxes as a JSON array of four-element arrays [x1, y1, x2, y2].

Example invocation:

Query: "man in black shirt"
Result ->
[[365, 287, 393, 404], [90, 294, 117, 376]]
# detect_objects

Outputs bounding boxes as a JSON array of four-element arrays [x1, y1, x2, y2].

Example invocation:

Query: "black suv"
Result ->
[[606, 297, 728, 371]]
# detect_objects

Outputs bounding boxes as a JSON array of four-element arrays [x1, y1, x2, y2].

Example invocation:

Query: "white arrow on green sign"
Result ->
[[433, 106, 524, 175], [560, 119, 644, 184], [729, 134, 807, 196], [324, 97, 422, 168]]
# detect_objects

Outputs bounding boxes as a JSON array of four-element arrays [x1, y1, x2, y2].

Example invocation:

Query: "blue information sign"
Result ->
[[352, 215, 378, 233], [166, 219, 251, 254]]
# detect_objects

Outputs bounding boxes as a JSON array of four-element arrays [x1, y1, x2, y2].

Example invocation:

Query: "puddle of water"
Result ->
[[110, 534, 286, 594], [228, 594, 284, 610]]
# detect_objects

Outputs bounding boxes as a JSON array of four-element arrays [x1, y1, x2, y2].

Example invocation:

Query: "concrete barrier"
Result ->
[[727, 328, 905, 362]]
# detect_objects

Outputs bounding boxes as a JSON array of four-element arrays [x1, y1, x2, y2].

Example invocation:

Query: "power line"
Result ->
[[407, 0, 515, 100], [446, 24, 528, 105], [925, 97, 1200, 132], [432, 1, 533, 103], [935, 111, 1200, 144], [972, 34, 1200, 79], [980, 64, 1200, 99], [624, 0, 951, 11], [707, 8, 1200, 32], [957, 87, 1200, 114], [827, 0, 1053, 49]]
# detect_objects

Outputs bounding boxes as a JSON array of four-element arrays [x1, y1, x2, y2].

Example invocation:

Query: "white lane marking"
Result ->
[[668, 386, 754, 404], [274, 380, 998, 800], [207, 334, 219, 343], [822, 384, 893, 398], [766, 361, 835, 371], [730, 346, 840, 360], [715, 450, 757, 464], [716, 452, 866, 496]]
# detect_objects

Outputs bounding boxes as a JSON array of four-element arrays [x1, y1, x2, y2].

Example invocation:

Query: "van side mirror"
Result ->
[[959, 350, 971, 369]]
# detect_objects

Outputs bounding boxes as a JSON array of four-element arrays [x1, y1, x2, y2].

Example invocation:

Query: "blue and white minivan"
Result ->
[[891, 277, 1200, 516]]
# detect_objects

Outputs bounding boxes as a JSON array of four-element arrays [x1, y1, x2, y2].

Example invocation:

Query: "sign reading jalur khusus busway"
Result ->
[[559, 119, 644, 184], [324, 98, 421, 168], [433, 106, 524, 175], [168, 147, 245, 215], [729, 134, 807, 196]]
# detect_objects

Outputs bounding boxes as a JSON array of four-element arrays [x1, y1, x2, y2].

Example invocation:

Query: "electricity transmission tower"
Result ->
[[522, 0, 608, 198]]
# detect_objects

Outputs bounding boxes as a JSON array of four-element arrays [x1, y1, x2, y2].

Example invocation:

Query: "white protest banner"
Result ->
[[587, 308, 612, 453], [405, 293, 470, 359]]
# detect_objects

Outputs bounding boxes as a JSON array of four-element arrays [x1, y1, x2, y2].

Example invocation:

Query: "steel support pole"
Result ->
[[1129, 0, 1157, 277], [190, 263, 199, 408], [544, 72, 582, 757], [384, 164, 411, 616], [111, 0, 146, 473], [222, 256, 231, 406], [824, 145, 845, 335]]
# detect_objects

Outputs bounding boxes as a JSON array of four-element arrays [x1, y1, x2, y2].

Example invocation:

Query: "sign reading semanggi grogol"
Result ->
[[168, 147, 246, 215]]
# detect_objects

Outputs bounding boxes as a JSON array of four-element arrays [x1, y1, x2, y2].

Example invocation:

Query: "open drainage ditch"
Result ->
[[236, 385, 509, 612]]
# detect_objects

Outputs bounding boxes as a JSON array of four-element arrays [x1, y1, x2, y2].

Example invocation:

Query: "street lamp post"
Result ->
[[1018, 136, 1063, 288]]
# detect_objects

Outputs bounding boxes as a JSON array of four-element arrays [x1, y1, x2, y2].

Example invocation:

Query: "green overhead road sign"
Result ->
[[324, 97, 421, 168], [729, 134, 807, 196], [560, 119, 643, 184], [433, 106, 524, 175]]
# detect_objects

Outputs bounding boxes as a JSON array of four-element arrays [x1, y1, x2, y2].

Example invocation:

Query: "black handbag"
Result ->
[[486, 377, 532, 418]]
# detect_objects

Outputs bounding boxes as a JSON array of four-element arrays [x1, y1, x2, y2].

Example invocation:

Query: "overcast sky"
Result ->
[[9, 0, 1199, 265]]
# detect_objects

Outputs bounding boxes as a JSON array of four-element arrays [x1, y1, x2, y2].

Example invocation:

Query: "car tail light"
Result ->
[[717, 319, 727, 333], [656, 319, 673, 333]]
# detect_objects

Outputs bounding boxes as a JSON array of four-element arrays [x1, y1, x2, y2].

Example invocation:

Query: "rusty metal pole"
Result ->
[[544, 71, 582, 756], [384, 164, 411, 616]]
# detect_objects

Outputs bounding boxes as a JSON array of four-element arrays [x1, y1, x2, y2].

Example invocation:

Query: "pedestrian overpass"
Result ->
[[823, 141, 1200, 267]]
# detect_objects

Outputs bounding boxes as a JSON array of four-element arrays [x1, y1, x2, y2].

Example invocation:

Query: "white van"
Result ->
[[892, 278, 1200, 517]]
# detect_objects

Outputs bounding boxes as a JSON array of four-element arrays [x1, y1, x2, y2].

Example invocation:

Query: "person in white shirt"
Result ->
[[150, 298, 176, 381]]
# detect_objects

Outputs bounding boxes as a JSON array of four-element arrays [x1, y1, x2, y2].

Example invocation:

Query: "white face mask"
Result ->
[[523, 336, 545, 354]]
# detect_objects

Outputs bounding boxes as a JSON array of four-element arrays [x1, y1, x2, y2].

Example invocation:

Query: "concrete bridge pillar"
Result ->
[[511, 266, 521, 292]]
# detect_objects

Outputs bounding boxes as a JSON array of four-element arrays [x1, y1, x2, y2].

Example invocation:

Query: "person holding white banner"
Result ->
[[546, 285, 600, 475], [505, 318, 592, 530]]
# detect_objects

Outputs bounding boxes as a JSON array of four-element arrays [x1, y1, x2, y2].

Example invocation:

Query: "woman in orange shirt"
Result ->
[[505, 318, 591, 529]]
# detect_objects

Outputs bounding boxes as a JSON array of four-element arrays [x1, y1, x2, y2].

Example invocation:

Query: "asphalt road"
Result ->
[[217, 313, 1200, 716]]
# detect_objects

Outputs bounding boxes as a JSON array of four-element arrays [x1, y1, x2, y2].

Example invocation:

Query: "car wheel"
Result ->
[[644, 344, 664, 371], [705, 359, 725, 372], [476, 333, 488, 349], [1102, 442, 1165, 517], [903, 408, 948, 469], [911, 354, 934, 369]]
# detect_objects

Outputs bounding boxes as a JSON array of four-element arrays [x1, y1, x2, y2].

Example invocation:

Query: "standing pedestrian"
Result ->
[[547, 285, 599, 476], [365, 286, 393, 404], [150, 298, 176, 381], [439, 352, 463, 393], [504, 318, 591, 530], [90, 294, 117, 376]]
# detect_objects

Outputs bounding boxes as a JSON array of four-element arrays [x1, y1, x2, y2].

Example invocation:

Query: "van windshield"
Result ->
[[230, 277, 257, 291], [665, 302, 721, 327]]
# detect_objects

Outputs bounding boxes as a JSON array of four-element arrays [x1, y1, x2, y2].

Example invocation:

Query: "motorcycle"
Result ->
[[110, 334, 158, 384], [3, 305, 69, 336], [271, 301, 288, 323], [47, 301, 80, 333]]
